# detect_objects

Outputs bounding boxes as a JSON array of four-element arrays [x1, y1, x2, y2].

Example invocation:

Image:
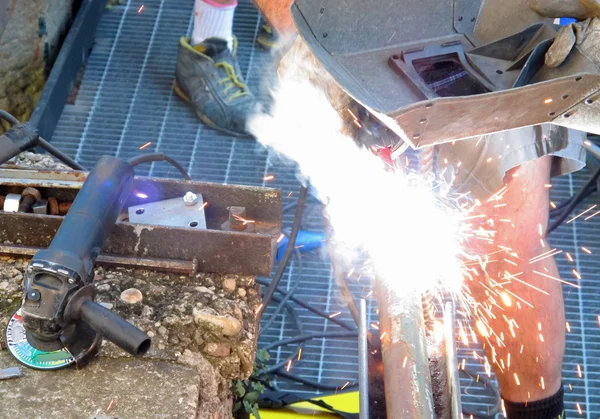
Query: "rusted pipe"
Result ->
[[376, 282, 434, 419]]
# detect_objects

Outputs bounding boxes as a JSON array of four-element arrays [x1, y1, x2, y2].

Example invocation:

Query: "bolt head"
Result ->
[[68, 278, 75, 284], [183, 192, 198, 206]]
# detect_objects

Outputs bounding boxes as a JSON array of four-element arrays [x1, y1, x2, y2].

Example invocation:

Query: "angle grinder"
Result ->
[[5, 155, 151, 369]]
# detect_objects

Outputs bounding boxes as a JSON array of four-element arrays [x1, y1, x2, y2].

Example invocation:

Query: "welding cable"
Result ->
[[547, 166, 600, 235], [273, 370, 359, 392], [0, 110, 20, 126], [259, 293, 306, 375], [262, 249, 303, 332], [127, 153, 192, 180], [261, 185, 309, 312], [263, 332, 358, 352], [261, 331, 359, 376], [550, 180, 597, 215], [255, 278, 356, 331]]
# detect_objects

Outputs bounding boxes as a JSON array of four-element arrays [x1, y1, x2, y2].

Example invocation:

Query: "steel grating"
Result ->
[[49, 0, 600, 417]]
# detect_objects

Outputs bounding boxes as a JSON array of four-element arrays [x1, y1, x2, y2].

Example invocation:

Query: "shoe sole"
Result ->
[[173, 81, 254, 139]]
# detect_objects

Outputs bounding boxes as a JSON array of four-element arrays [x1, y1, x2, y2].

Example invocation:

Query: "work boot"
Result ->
[[174, 36, 256, 138], [256, 24, 280, 51]]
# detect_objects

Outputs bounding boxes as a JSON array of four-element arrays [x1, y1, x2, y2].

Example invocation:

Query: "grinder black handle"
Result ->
[[80, 300, 151, 356]]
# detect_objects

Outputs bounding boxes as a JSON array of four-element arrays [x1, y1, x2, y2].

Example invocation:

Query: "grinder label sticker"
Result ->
[[5, 309, 75, 370]]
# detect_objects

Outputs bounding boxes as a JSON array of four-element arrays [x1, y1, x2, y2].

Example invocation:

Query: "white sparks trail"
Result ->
[[249, 77, 464, 294]]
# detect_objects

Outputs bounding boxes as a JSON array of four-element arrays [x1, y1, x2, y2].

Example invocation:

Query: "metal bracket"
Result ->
[[128, 195, 207, 229]]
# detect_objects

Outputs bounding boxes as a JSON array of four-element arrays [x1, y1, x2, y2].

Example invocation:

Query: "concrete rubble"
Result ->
[[0, 154, 263, 418]]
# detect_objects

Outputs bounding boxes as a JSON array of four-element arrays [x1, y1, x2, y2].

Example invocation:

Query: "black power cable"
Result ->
[[262, 249, 303, 332], [547, 166, 600, 235], [255, 278, 356, 331], [128, 152, 192, 180], [0, 110, 20, 126], [260, 185, 308, 314]]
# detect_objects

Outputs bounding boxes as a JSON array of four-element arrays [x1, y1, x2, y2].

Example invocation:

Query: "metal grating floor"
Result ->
[[49, 1, 600, 417]]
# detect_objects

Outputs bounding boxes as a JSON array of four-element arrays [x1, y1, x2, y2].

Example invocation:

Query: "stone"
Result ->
[[193, 329, 204, 347], [0, 352, 204, 418], [141, 305, 154, 318], [158, 326, 168, 337], [237, 288, 247, 298], [195, 286, 214, 294], [120, 288, 143, 305], [222, 277, 236, 294], [204, 342, 231, 358], [193, 309, 242, 337], [96, 283, 111, 293]]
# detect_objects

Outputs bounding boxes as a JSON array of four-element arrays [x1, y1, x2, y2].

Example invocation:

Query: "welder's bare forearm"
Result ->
[[254, 0, 296, 35], [472, 156, 564, 402]]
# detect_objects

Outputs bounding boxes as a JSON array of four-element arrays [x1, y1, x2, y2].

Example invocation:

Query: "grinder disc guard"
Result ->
[[5, 309, 75, 370]]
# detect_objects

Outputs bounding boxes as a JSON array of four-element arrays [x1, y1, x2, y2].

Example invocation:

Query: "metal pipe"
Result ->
[[444, 302, 462, 419], [376, 282, 434, 419], [358, 299, 370, 419]]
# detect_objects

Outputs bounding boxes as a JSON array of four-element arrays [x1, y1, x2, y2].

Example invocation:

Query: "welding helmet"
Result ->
[[290, 0, 600, 150]]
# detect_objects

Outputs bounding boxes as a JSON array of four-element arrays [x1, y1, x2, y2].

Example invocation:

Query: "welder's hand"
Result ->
[[529, 0, 600, 20], [529, 0, 600, 67], [545, 17, 600, 67]]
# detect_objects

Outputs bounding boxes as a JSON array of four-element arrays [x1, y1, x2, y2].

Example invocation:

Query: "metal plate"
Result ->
[[128, 195, 207, 229], [5, 309, 75, 371], [392, 74, 600, 148]]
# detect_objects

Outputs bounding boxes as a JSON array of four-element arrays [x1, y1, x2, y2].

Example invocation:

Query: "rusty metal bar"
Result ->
[[376, 282, 434, 419], [0, 213, 275, 276], [0, 244, 196, 275], [0, 168, 281, 276]]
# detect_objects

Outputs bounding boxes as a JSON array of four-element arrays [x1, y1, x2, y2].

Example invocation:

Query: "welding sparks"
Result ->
[[232, 214, 255, 225], [402, 357, 408, 368], [135, 192, 148, 199], [568, 205, 597, 223], [573, 269, 582, 280], [249, 68, 464, 296], [566, 322, 571, 332], [581, 247, 592, 254], [533, 270, 580, 288], [199, 202, 208, 211], [566, 253, 574, 262], [577, 364, 582, 378], [286, 360, 292, 372], [139, 141, 152, 150], [544, 98, 553, 104], [328, 311, 341, 318], [514, 373, 520, 385], [341, 381, 350, 390], [576, 403, 582, 415], [254, 304, 263, 315], [263, 175, 275, 181], [277, 233, 285, 243], [298, 348, 302, 360], [138, 5, 144, 13]]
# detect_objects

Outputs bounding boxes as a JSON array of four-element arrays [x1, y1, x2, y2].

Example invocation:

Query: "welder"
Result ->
[[249, 0, 600, 418]]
